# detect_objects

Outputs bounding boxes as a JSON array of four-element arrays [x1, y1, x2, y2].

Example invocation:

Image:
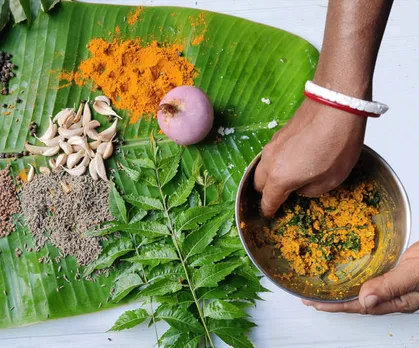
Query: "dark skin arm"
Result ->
[[254, 0, 419, 314]]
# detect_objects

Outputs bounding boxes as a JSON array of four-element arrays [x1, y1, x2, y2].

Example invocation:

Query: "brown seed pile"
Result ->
[[0, 167, 21, 238], [20, 171, 112, 266]]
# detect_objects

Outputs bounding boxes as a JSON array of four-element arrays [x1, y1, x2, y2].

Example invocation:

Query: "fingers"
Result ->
[[359, 256, 419, 311], [368, 292, 419, 314], [302, 299, 366, 314], [254, 159, 269, 193]]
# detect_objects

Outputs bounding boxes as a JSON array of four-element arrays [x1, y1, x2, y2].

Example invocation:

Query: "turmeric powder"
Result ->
[[264, 181, 379, 280], [62, 39, 196, 124]]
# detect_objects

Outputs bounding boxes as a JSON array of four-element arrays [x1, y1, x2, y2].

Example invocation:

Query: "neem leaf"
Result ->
[[168, 176, 196, 210], [188, 190, 202, 208], [171, 332, 202, 348], [197, 283, 238, 300], [192, 261, 241, 289], [175, 202, 233, 232], [147, 263, 184, 283], [124, 194, 164, 211], [208, 318, 257, 335], [111, 273, 144, 303], [124, 245, 178, 265], [234, 264, 260, 284], [216, 333, 253, 348], [83, 238, 134, 277], [154, 291, 194, 308], [137, 278, 182, 297], [0, 0, 10, 32], [40, 0, 60, 12], [159, 327, 183, 347], [130, 157, 156, 169], [9, 0, 26, 23], [120, 163, 141, 181], [90, 221, 170, 238], [129, 209, 147, 223], [182, 209, 233, 259], [189, 246, 236, 267], [110, 181, 128, 223], [155, 304, 204, 334], [109, 308, 149, 331], [203, 300, 248, 320], [158, 150, 182, 187]]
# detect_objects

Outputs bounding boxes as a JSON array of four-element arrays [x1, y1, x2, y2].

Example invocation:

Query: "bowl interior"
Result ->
[[237, 147, 410, 302]]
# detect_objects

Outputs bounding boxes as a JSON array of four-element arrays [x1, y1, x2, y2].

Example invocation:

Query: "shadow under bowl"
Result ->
[[235, 145, 411, 302]]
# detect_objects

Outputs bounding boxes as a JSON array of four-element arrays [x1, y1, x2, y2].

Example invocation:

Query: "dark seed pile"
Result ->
[[20, 171, 112, 266], [0, 51, 17, 95], [0, 167, 21, 238]]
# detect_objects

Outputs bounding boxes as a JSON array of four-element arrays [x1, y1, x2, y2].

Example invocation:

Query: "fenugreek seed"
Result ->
[[58, 265, 62, 272], [101, 284, 106, 288], [63, 275, 70, 283], [59, 285, 64, 290], [10, 306, 14, 311], [106, 297, 110, 303], [3, 290, 7, 296], [98, 302, 102, 308], [56, 287, 60, 292]]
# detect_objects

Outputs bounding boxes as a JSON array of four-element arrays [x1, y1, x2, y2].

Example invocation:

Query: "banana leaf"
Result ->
[[0, 2, 318, 328]]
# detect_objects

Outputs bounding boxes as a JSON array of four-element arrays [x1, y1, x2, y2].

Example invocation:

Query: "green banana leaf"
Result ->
[[0, 2, 318, 328]]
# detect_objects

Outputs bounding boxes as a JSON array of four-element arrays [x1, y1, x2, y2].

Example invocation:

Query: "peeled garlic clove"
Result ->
[[89, 156, 98, 181], [95, 95, 111, 105], [89, 140, 101, 150], [59, 141, 74, 155], [53, 108, 74, 127], [67, 150, 84, 169], [84, 120, 101, 140], [36, 135, 63, 147], [73, 102, 84, 123], [82, 101, 92, 127], [63, 114, 76, 129], [86, 129, 99, 141], [24, 143, 60, 156], [42, 146, 61, 157], [27, 164, 35, 182], [98, 120, 117, 142], [68, 136, 94, 158], [72, 145, 84, 152], [102, 141, 114, 160], [93, 101, 121, 119], [25, 143, 49, 155], [58, 126, 84, 139], [39, 118, 58, 141], [63, 163, 87, 177], [39, 166, 51, 174], [56, 153, 68, 167], [95, 153, 108, 182], [70, 120, 82, 130], [96, 142, 107, 155], [49, 158, 57, 170]]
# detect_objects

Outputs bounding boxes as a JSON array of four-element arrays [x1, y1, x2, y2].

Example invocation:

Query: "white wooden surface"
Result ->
[[1, 0, 419, 347]]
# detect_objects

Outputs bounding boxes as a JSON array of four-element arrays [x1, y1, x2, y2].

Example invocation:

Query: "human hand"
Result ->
[[302, 242, 419, 314], [254, 98, 367, 216]]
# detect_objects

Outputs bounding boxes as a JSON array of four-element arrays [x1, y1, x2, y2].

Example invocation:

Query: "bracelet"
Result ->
[[304, 81, 389, 118]]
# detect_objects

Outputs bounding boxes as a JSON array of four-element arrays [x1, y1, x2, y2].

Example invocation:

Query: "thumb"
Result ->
[[359, 243, 419, 311]]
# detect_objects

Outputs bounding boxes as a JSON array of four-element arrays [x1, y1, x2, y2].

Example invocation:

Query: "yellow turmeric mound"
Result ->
[[63, 39, 196, 124], [264, 182, 380, 280]]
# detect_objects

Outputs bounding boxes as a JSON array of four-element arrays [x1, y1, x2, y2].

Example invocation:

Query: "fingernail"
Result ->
[[302, 300, 313, 306], [364, 295, 379, 310]]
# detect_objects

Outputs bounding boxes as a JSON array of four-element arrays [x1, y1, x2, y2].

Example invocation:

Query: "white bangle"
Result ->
[[305, 81, 389, 117]]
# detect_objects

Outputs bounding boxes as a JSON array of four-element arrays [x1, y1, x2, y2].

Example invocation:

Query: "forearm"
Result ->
[[314, 0, 393, 99]]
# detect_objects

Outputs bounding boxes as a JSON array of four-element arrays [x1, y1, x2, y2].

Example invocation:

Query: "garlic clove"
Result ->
[[53, 108, 74, 127], [36, 135, 63, 147], [39, 118, 58, 141], [96, 142, 107, 155], [93, 101, 122, 119], [58, 126, 84, 139], [27, 164, 35, 182], [42, 146, 61, 157], [94, 95, 111, 105], [88, 140, 101, 150], [70, 120, 82, 130], [24, 143, 60, 156], [98, 120, 118, 142], [67, 150, 84, 169], [59, 141, 74, 155], [49, 158, 57, 170], [39, 166, 51, 174], [56, 153, 68, 167], [95, 153, 108, 182], [84, 120, 101, 140], [62, 156, 89, 177], [102, 141, 114, 160], [63, 114, 75, 129], [73, 102, 84, 123], [68, 136, 94, 158], [82, 101, 92, 127], [89, 156, 98, 181]]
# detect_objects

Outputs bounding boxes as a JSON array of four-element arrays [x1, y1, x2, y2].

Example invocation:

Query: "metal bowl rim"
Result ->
[[235, 144, 412, 303]]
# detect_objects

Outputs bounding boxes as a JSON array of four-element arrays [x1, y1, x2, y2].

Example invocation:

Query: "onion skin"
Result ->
[[157, 86, 214, 146]]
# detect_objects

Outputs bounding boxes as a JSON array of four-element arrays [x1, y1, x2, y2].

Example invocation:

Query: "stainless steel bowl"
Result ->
[[236, 145, 411, 302]]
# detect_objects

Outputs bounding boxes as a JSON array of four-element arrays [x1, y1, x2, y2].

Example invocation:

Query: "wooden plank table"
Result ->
[[1, 0, 418, 347]]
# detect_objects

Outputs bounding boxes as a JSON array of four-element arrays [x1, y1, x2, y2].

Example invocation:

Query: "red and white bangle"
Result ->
[[304, 81, 389, 118]]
